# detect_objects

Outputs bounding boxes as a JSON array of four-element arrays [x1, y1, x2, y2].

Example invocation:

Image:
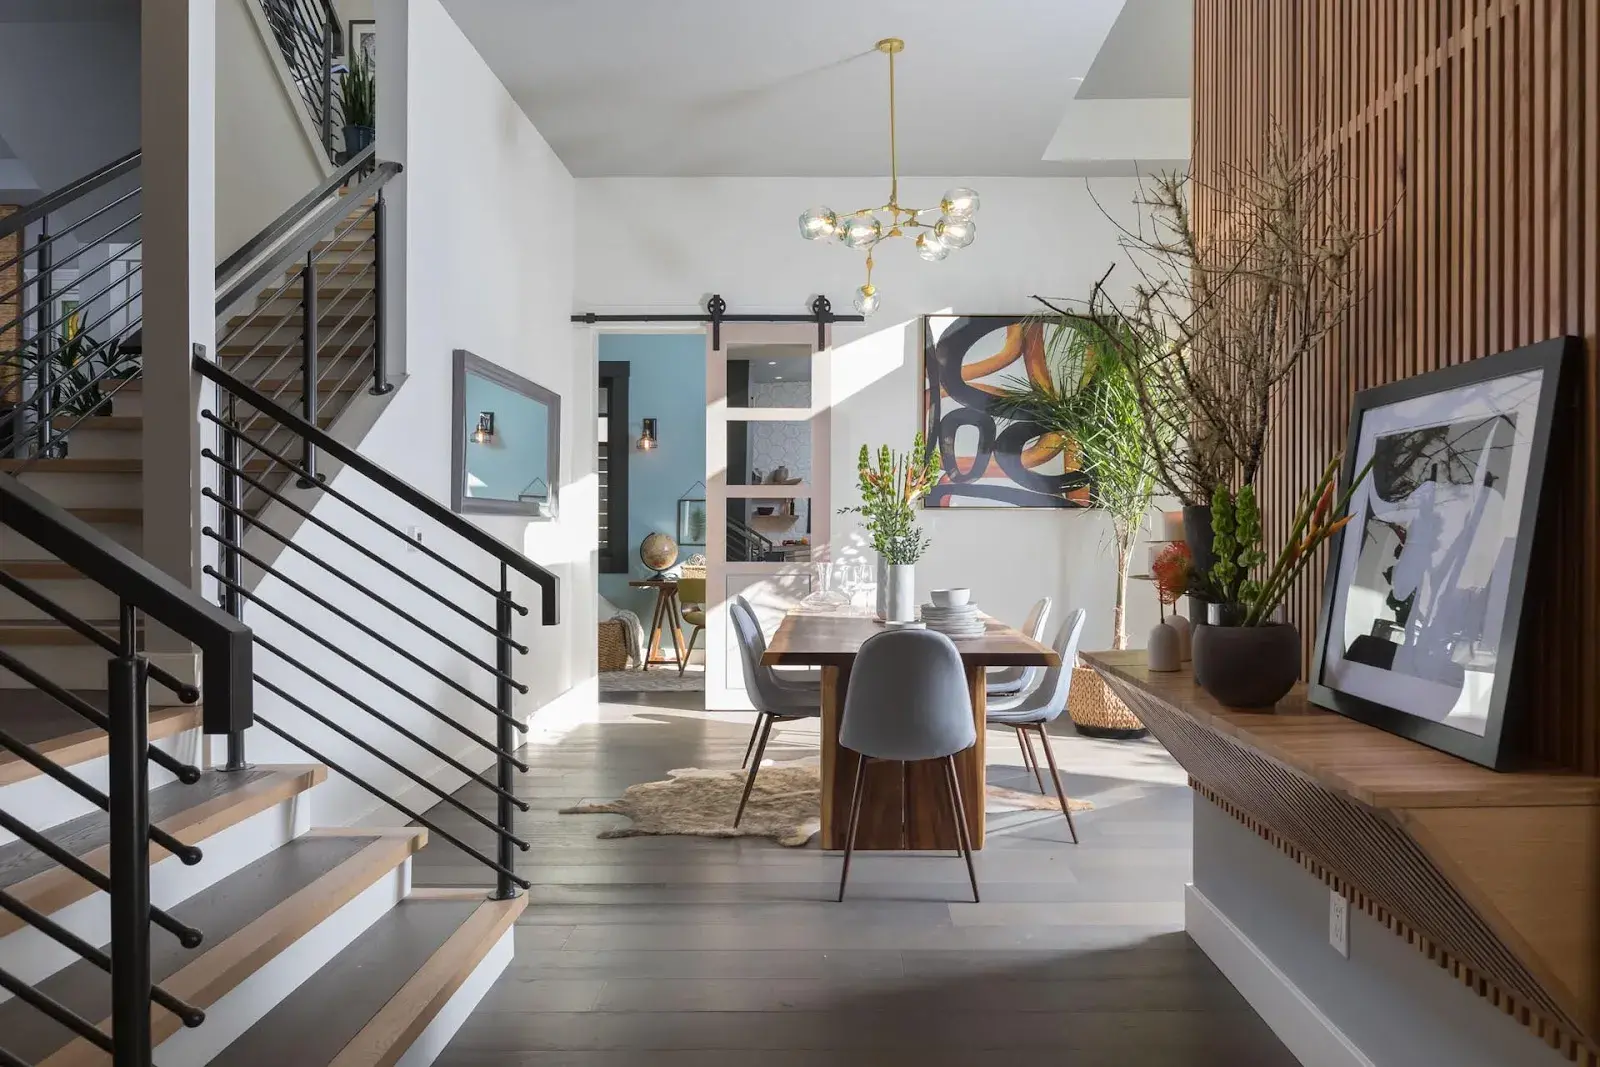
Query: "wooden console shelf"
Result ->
[[1085, 650, 1600, 1062]]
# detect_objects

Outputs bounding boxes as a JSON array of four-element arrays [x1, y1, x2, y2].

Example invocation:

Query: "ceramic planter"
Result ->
[[875, 554, 888, 620], [1182, 503, 1213, 622], [885, 564, 916, 623], [1192, 622, 1300, 708]]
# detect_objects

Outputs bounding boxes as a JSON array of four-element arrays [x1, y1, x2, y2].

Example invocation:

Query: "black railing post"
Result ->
[[298, 253, 319, 487], [108, 600, 152, 1067], [370, 191, 392, 395], [320, 15, 335, 162], [220, 396, 249, 771], [493, 563, 519, 900], [33, 215, 53, 456]]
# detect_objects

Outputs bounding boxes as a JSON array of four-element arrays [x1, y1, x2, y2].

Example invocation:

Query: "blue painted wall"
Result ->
[[598, 333, 706, 618], [462, 373, 550, 503]]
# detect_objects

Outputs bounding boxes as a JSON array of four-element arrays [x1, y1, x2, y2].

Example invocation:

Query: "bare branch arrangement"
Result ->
[[1062, 130, 1376, 506]]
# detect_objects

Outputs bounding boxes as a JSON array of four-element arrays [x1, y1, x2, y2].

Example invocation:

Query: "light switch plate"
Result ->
[[1329, 889, 1350, 957]]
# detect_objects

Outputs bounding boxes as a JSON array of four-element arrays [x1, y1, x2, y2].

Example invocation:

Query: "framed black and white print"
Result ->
[[1309, 337, 1578, 769]]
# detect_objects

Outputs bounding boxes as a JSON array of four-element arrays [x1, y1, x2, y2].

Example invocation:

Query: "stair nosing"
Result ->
[[0, 706, 200, 788]]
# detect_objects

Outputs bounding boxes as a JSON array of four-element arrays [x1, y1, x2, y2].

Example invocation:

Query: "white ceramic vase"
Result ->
[[1148, 620, 1182, 672], [886, 564, 917, 623], [874, 555, 889, 620], [1167, 613, 1193, 661]]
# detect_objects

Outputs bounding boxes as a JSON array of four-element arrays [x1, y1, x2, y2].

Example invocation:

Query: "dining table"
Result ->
[[762, 610, 1060, 851]]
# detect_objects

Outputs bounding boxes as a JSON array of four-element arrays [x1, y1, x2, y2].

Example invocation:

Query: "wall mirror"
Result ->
[[451, 349, 561, 517]]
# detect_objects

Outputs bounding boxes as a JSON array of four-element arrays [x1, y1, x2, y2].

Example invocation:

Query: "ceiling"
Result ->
[[439, 0, 1189, 178]]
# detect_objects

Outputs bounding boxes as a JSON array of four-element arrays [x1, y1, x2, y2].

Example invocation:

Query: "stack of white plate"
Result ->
[[919, 602, 987, 638]]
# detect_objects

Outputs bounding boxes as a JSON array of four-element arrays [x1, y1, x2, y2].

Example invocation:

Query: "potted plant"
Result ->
[[839, 434, 938, 623], [340, 54, 376, 160], [1191, 456, 1368, 707]]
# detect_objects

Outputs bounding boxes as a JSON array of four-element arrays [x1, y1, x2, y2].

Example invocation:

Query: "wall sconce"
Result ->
[[471, 411, 496, 444], [636, 417, 658, 451]]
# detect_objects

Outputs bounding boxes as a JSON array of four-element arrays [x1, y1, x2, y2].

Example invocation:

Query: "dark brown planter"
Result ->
[[1191, 623, 1300, 708]]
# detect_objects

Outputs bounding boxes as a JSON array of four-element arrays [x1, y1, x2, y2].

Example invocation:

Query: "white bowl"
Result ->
[[930, 588, 971, 608]]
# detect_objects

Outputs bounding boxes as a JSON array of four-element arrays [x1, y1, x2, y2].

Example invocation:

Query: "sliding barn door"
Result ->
[[705, 324, 831, 710]]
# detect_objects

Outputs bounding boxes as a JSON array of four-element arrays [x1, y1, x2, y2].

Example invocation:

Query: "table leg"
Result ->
[[666, 590, 688, 669], [905, 666, 986, 850], [642, 590, 666, 670], [820, 663, 905, 850]]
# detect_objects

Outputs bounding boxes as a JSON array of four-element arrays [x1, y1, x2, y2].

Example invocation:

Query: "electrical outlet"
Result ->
[[1329, 889, 1350, 958], [407, 526, 423, 551]]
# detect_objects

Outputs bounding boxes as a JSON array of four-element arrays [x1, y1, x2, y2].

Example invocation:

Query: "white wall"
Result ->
[[215, 0, 331, 261], [575, 177, 1171, 652], [233, 0, 592, 829]]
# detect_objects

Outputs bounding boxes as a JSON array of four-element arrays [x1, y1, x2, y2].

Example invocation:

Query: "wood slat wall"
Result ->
[[1193, 0, 1599, 774]]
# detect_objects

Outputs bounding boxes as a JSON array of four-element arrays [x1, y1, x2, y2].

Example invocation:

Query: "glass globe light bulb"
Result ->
[[916, 232, 949, 262], [853, 284, 880, 316], [799, 206, 838, 241], [941, 187, 980, 219], [934, 216, 977, 250], [840, 215, 882, 250]]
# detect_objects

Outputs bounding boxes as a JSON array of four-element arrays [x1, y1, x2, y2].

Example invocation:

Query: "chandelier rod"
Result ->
[[887, 44, 898, 208]]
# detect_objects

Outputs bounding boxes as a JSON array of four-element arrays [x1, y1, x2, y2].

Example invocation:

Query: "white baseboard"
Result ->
[[1186, 884, 1375, 1067], [393, 923, 515, 1067]]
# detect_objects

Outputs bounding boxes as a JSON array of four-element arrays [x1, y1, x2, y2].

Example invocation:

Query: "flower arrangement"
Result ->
[[1151, 542, 1193, 613], [1205, 454, 1370, 626], [839, 432, 940, 565]]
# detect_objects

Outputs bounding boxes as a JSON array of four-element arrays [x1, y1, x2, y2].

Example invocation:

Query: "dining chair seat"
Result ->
[[729, 596, 822, 825], [835, 628, 980, 903], [987, 596, 1052, 698], [676, 577, 708, 678], [985, 608, 1087, 843]]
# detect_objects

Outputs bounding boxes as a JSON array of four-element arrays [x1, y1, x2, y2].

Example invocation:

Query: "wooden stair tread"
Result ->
[[0, 560, 83, 580], [208, 893, 520, 1067], [0, 703, 199, 787], [0, 620, 126, 645], [48, 416, 140, 432], [0, 831, 425, 1065], [0, 764, 327, 937], [0, 458, 140, 473]]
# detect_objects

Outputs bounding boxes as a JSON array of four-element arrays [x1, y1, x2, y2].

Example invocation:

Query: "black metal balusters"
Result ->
[[220, 398, 249, 772], [371, 190, 391, 395], [496, 563, 518, 901], [299, 252, 319, 486], [32, 215, 52, 457], [319, 14, 335, 161], [107, 602, 151, 1067]]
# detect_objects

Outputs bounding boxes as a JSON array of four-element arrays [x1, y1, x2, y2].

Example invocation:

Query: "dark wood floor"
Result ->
[[414, 691, 1298, 1067]]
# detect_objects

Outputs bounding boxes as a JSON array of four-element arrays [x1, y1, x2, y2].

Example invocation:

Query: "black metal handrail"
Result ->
[[0, 151, 144, 464], [0, 479, 248, 1065]]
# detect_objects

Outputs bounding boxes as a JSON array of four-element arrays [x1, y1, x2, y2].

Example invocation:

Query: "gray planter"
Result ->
[[1191, 623, 1300, 708]]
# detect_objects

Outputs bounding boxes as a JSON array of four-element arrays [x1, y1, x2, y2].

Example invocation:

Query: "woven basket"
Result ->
[[598, 619, 631, 672], [1067, 665, 1148, 739]]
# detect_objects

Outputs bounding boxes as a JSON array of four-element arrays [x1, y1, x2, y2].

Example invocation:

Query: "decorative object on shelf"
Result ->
[[1146, 621, 1181, 672], [450, 349, 561, 518], [924, 315, 1091, 510], [1310, 337, 1577, 769], [797, 38, 980, 316], [1167, 613, 1192, 662], [993, 312, 1173, 650], [1148, 541, 1192, 672], [338, 49, 375, 160], [839, 433, 939, 622], [676, 482, 707, 546], [639, 531, 679, 579], [636, 416, 658, 451], [1193, 454, 1371, 708]]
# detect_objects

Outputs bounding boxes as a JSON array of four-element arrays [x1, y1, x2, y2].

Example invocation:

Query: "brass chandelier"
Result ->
[[798, 38, 980, 317]]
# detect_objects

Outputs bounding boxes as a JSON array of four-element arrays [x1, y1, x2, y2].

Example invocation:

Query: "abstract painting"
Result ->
[[921, 314, 1091, 508], [1309, 337, 1576, 769]]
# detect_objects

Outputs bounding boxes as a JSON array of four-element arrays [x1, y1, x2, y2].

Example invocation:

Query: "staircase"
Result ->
[[0, 144, 556, 1065]]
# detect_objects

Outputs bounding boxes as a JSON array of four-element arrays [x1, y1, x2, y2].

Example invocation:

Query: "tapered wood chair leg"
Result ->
[[943, 755, 980, 903], [734, 714, 774, 827], [836, 752, 869, 902], [741, 713, 764, 768], [677, 626, 702, 677], [1017, 727, 1046, 792], [1034, 725, 1079, 844]]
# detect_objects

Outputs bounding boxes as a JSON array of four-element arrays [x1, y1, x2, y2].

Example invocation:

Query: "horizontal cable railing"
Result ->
[[0, 474, 253, 1066], [0, 151, 143, 466], [259, 0, 345, 163]]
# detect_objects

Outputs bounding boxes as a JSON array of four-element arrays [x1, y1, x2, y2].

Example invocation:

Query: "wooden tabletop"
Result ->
[[1084, 649, 1600, 809], [763, 611, 1059, 668], [628, 579, 678, 588]]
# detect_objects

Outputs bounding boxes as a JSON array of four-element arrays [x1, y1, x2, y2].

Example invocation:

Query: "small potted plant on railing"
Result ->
[[1190, 455, 1369, 707], [340, 53, 376, 161]]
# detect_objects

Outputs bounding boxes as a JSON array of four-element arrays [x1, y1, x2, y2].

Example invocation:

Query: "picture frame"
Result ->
[[920, 313, 1091, 508], [1308, 336, 1578, 769], [676, 498, 708, 547], [347, 18, 376, 72]]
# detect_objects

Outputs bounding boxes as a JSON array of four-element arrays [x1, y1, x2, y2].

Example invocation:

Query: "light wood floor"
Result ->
[[414, 691, 1298, 1067]]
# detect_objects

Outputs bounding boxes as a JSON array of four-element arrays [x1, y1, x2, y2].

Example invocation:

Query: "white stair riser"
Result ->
[[153, 858, 412, 1067], [0, 523, 139, 559], [56, 427, 141, 460], [0, 784, 313, 993], [0, 729, 193, 845], [11, 472, 140, 509], [394, 923, 515, 1067], [0, 578, 121, 621], [102, 389, 142, 417]]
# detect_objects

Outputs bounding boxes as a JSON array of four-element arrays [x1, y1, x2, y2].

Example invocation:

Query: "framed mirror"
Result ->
[[450, 349, 562, 517]]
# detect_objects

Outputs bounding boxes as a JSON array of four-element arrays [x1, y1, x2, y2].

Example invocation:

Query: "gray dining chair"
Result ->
[[836, 628, 979, 903], [729, 596, 821, 827], [985, 597, 1052, 787], [985, 607, 1087, 843]]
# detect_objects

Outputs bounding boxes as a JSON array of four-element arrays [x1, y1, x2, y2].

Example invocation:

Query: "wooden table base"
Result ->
[[819, 663, 988, 851], [639, 585, 686, 671]]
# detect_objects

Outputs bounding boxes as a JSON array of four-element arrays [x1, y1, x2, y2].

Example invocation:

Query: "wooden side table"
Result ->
[[628, 579, 687, 671]]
